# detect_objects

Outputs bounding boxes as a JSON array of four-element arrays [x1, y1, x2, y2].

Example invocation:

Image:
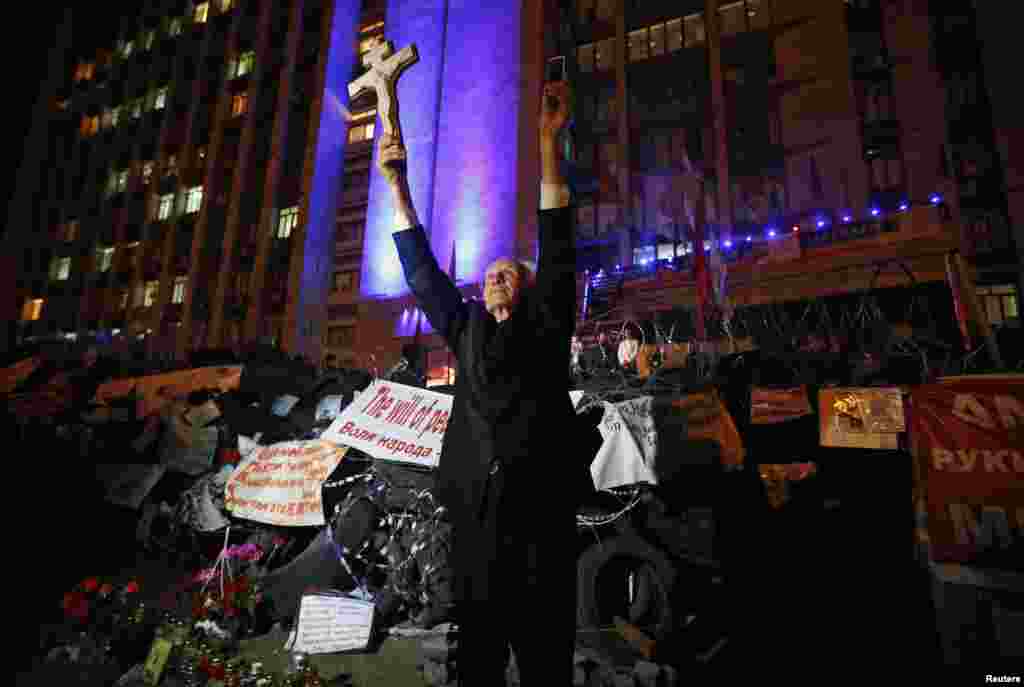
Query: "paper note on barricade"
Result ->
[[320, 380, 452, 469], [288, 592, 375, 654], [591, 396, 658, 490], [225, 440, 348, 526]]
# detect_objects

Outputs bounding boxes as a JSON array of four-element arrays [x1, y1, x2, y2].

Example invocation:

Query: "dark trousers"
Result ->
[[453, 471, 577, 686]]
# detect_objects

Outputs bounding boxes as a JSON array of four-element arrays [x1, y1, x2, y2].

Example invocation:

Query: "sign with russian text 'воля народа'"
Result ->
[[320, 380, 453, 469]]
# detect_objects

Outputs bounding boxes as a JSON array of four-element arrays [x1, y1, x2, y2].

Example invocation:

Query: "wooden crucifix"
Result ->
[[348, 38, 418, 151]]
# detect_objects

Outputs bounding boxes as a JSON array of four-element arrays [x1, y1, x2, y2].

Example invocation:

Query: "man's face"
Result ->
[[484, 259, 523, 315]]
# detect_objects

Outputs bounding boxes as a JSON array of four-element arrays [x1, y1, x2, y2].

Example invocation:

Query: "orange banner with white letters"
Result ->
[[910, 375, 1024, 570], [95, 366, 243, 418]]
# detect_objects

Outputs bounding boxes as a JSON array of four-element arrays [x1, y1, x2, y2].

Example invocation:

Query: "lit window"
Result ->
[[231, 92, 249, 116], [142, 161, 154, 185], [130, 99, 142, 119], [154, 87, 168, 110], [144, 280, 159, 307], [61, 220, 79, 243], [684, 14, 705, 47], [185, 186, 204, 214], [218, 0, 234, 12], [158, 193, 174, 220], [360, 20, 384, 34], [110, 106, 120, 127], [120, 290, 129, 309], [976, 285, 1019, 325], [81, 115, 99, 137], [347, 121, 375, 144], [332, 271, 357, 293], [117, 170, 129, 193], [172, 276, 187, 304], [278, 206, 300, 238], [226, 59, 238, 79], [327, 326, 355, 347], [194, 2, 209, 24], [169, 18, 183, 36], [22, 298, 44, 322], [238, 51, 255, 76], [106, 171, 119, 197], [96, 246, 115, 272], [102, 108, 115, 129], [50, 257, 71, 281], [666, 18, 684, 52], [143, 30, 155, 51], [74, 62, 95, 82]]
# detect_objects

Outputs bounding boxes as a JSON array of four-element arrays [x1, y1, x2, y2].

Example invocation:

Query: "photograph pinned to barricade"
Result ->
[[320, 379, 453, 470], [819, 387, 906, 450], [750, 385, 813, 425], [285, 589, 376, 655], [225, 440, 349, 527]]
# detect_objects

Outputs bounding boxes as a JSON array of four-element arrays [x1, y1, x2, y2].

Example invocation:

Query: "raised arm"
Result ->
[[534, 81, 576, 339], [380, 132, 470, 349]]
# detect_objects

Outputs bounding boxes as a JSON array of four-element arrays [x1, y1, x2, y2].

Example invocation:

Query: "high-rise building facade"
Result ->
[[11, 0, 1019, 369], [565, 0, 1019, 337]]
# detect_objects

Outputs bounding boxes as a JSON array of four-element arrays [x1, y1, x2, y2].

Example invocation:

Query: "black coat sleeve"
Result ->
[[532, 206, 577, 340], [393, 225, 470, 351]]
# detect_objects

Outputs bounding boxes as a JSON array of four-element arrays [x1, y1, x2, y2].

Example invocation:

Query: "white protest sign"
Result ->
[[320, 380, 452, 469], [225, 440, 348, 526], [590, 396, 659, 491], [287, 593, 375, 654], [570, 390, 585, 409]]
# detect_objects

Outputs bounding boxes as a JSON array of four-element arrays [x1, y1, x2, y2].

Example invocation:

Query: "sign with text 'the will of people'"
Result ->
[[320, 380, 453, 469]]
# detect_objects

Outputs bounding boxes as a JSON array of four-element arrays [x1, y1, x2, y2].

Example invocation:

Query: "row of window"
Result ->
[[577, 2, 771, 72], [80, 87, 169, 136], [74, 0, 238, 84]]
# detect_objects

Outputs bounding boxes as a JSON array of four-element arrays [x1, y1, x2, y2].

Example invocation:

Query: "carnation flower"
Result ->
[[80, 578, 100, 593]]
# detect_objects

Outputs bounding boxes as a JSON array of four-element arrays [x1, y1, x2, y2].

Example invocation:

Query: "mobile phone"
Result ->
[[546, 55, 566, 83]]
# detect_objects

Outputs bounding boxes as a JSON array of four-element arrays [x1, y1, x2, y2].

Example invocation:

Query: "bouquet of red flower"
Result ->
[[188, 534, 272, 638], [61, 578, 141, 628]]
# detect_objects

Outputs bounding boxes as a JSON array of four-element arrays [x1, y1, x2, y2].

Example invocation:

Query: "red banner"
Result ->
[[910, 375, 1024, 570]]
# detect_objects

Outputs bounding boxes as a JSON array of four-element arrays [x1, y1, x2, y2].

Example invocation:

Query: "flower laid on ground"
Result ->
[[81, 578, 100, 593]]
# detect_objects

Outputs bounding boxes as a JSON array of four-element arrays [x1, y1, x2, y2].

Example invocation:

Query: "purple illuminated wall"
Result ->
[[292, 0, 361, 359], [361, 0, 450, 298], [361, 0, 526, 298]]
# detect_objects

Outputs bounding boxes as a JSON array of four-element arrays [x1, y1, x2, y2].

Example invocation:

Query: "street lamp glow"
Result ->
[[870, 207, 881, 217]]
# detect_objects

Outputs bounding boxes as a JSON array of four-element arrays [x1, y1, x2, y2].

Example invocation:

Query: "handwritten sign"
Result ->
[[225, 440, 348, 526], [320, 380, 453, 469], [288, 593, 375, 654], [591, 396, 659, 490]]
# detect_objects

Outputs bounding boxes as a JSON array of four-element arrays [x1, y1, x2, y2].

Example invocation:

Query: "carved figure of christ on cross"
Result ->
[[348, 38, 419, 155]]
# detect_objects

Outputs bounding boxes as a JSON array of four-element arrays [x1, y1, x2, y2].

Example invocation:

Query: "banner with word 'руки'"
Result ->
[[910, 374, 1024, 571]]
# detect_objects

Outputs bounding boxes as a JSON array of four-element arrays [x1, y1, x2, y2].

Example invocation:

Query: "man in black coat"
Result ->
[[382, 81, 579, 685]]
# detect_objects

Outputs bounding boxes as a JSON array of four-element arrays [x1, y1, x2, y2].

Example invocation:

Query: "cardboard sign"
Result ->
[[591, 396, 658, 491], [819, 387, 904, 450], [288, 592, 375, 654], [910, 375, 1024, 569], [320, 380, 453, 469], [751, 386, 813, 424], [225, 440, 348, 526], [96, 366, 243, 418]]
